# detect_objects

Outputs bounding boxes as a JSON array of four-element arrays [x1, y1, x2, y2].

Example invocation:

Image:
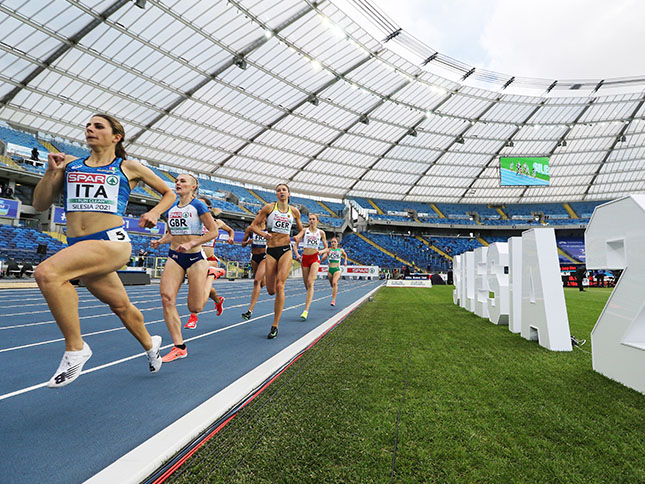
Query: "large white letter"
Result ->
[[520, 228, 572, 351], [464, 251, 476, 312], [453, 254, 462, 305], [508, 236, 523, 334], [474, 247, 489, 318], [487, 242, 509, 325], [586, 195, 645, 394]]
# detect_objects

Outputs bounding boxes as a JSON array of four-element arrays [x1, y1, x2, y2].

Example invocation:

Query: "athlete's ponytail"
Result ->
[[93, 113, 127, 160]]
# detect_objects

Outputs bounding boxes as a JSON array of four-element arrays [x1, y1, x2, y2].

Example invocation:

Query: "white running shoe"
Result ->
[[47, 342, 92, 388], [146, 335, 162, 373]]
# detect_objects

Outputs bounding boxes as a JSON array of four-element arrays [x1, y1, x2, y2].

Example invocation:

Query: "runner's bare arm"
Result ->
[[123, 160, 175, 228], [32, 153, 76, 211]]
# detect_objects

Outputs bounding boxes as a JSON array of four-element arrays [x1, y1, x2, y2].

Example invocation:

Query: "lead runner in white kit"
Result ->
[[250, 184, 304, 339]]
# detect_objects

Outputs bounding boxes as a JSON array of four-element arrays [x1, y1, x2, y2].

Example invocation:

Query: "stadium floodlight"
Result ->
[[133, 0, 146, 8]]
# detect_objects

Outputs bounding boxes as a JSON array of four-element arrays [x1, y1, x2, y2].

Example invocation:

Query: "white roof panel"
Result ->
[[0, 0, 643, 203]]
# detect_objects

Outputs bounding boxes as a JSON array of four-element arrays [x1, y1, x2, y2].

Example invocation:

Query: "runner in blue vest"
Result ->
[[32, 113, 175, 387], [150, 175, 220, 361]]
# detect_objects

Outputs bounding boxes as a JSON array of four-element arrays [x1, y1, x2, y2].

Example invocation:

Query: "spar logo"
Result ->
[[68, 172, 118, 185], [68, 173, 106, 184], [348, 267, 369, 273], [68, 172, 119, 199]]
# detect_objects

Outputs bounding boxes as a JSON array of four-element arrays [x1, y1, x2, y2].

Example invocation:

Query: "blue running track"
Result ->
[[0, 277, 382, 484]]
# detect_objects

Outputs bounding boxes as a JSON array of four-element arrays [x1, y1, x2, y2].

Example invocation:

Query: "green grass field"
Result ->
[[165, 286, 644, 484]]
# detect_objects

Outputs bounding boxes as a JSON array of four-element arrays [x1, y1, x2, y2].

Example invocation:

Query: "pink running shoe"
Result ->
[[184, 314, 198, 329], [162, 346, 187, 363], [330, 300, 336, 307], [215, 296, 225, 316], [208, 267, 226, 280]]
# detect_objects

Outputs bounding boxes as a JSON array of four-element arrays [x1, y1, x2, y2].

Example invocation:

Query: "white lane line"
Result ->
[[0, 282, 325, 331], [0, 281, 370, 350], [0, 282, 377, 400]]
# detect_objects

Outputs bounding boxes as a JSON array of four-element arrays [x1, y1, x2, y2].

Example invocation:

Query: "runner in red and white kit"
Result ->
[[293, 213, 327, 320]]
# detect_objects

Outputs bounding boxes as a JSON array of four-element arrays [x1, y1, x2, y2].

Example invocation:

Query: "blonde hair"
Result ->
[[179, 173, 199, 195]]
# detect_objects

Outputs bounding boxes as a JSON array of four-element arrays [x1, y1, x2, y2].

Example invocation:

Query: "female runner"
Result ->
[[319, 237, 348, 307], [250, 184, 304, 338], [293, 214, 327, 320], [32, 113, 175, 387], [184, 199, 233, 329], [240, 222, 267, 320], [150, 175, 219, 361]]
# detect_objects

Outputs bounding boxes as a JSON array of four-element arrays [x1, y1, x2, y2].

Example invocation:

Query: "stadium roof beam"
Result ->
[[516, 98, 600, 200], [422, 53, 438, 65], [462, 67, 476, 81], [458, 100, 548, 202], [344, 78, 426, 193], [583, 95, 645, 199], [405, 88, 504, 198], [383, 28, 402, 42], [0, 0, 129, 109], [284, 55, 379, 180], [128, 0, 323, 146]]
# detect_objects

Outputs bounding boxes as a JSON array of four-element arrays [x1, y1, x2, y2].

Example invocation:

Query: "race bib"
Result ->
[[106, 226, 130, 242], [252, 233, 267, 246], [272, 214, 292, 234], [304, 234, 320, 248], [66, 172, 120, 213], [168, 211, 192, 235]]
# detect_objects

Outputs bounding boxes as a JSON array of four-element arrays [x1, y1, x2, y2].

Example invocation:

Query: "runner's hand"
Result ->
[[47, 152, 66, 172], [139, 211, 158, 228]]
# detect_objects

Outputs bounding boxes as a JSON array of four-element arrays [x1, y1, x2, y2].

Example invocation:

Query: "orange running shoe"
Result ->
[[161, 346, 187, 362], [330, 300, 336, 307], [208, 267, 226, 279], [184, 314, 198, 329], [215, 296, 225, 316]]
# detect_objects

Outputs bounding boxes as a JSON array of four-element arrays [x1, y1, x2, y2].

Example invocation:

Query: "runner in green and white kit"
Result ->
[[319, 237, 347, 307]]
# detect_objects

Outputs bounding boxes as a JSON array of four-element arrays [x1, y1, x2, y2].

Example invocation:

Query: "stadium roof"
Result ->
[[1, 0, 644, 203]]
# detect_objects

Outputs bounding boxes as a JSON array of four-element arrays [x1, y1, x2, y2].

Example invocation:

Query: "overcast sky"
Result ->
[[335, 0, 645, 80]]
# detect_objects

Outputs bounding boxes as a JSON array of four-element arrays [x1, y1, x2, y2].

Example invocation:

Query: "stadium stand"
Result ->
[[426, 235, 483, 257], [49, 140, 91, 159], [0, 125, 49, 155], [365, 233, 447, 271], [340, 232, 399, 269], [569, 201, 607, 218], [0, 225, 67, 264]]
